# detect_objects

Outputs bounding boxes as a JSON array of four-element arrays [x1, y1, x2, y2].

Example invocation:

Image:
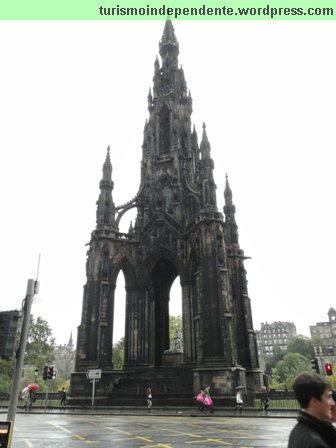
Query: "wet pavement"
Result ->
[[1, 412, 295, 447]]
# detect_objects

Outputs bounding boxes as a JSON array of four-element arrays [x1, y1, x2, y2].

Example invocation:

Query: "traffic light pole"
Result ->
[[44, 383, 49, 413], [310, 357, 320, 373], [7, 280, 36, 436]]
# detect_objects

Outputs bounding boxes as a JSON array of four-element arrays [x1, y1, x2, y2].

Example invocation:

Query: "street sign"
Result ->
[[86, 371, 101, 407], [86, 369, 101, 379]]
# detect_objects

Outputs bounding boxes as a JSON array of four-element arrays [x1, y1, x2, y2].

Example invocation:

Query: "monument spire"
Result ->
[[159, 20, 179, 72], [96, 146, 117, 229], [224, 173, 238, 244], [72, 22, 260, 406]]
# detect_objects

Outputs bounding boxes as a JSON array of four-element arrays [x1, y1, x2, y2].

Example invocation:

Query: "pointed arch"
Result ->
[[110, 255, 136, 289], [139, 246, 187, 286]]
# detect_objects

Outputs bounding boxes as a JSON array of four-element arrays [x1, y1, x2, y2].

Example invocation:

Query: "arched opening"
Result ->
[[169, 276, 182, 350], [118, 207, 137, 235], [150, 257, 177, 365], [112, 271, 126, 369], [159, 104, 171, 154]]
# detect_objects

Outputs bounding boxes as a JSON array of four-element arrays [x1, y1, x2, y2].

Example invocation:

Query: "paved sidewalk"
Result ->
[[2, 405, 299, 418]]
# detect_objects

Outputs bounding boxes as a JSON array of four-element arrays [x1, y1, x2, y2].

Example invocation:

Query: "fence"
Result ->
[[0, 392, 61, 410], [0, 390, 300, 412], [253, 390, 299, 410]]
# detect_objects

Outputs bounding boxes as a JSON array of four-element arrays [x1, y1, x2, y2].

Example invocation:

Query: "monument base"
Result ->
[[69, 365, 263, 407], [163, 350, 183, 365]]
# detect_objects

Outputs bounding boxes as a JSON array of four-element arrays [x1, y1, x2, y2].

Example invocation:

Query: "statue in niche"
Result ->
[[171, 328, 183, 352]]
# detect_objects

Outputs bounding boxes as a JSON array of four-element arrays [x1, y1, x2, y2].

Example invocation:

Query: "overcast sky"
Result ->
[[0, 20, 335, 347]]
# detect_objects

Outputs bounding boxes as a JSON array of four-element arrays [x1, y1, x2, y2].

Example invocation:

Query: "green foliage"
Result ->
[[0, 315, 67, 393], [271, 352, 311, 390], [286, 337, 314, 359], [112, 337, 124, 369], [25, 315, 56, 372], [22, 316, 62, 392], [265, 337, 318, 385], [264, 346, 286, 375]]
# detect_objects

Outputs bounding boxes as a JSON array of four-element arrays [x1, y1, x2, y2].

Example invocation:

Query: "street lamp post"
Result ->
[[7, 279, 39, 447]]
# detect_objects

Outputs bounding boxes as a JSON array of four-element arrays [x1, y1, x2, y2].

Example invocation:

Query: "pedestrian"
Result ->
[[28, 389, 34, 411], [203, 386, 213, 414], [287, 372, 336, 448], [235, 388, 243, 414], [22, 388, 30, 412], [60, 387, 67, 409], [196, 389, 206, 413], [331, 390, 336, 423], [146, 387, 152, 412], [260, 386, 269, 414]]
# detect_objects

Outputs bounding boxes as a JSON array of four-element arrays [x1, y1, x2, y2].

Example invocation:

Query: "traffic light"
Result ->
[[43, 365, 48, 380], [311, 357, 320, 373], [325, 363, 333, 376], [47, 366, 54, 380]]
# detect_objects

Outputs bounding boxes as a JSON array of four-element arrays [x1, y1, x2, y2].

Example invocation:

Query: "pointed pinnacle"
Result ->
[[105, 145, 111, 164], [200, 124, 211, 159], [224, 173, 233, 205], [225, 173, 233, 192], [102, 146, 112, 181], [160, 20, 179, 49], [225, 173, 230, 187], [201, 123, 209, 144]]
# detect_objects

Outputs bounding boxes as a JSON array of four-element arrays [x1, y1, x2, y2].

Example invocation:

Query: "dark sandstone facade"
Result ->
[[70, 21, 261, 405]]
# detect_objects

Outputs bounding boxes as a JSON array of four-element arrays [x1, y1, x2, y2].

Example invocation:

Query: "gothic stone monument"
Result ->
[[70, 21, 262, 406]]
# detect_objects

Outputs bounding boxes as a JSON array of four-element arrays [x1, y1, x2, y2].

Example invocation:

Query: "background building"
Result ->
[[310, 308, 336, 371], [54, 332, 75, 379], [0, 309, 21, 359], [256, 321, 297, 371]]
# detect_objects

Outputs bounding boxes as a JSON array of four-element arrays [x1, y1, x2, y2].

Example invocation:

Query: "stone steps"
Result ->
[[107, 366, 195, 405]]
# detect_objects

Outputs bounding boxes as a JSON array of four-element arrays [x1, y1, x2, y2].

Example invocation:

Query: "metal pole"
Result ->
[[44, 383, 48, 413], [7, 280, 35, 432], [92, 379, 96, 407]]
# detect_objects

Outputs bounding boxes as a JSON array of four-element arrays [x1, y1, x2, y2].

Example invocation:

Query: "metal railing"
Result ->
[[0, 390, 300, 412], [0, 392, 62, 410]]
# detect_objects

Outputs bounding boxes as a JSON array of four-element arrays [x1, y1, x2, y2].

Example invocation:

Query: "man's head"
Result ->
[[293, 372, 334, 421], [331, 390, 336, 423]]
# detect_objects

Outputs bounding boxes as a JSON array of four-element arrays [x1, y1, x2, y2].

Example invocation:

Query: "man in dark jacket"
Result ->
[[288, 372, 336, 448], [261, 386, 270, 414]]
